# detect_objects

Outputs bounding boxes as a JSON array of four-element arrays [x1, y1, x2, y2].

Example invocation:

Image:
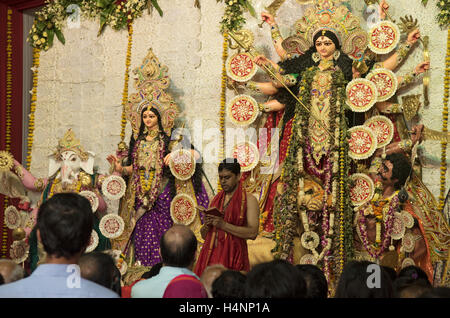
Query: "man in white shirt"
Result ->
[[131, 224, 198, 298]]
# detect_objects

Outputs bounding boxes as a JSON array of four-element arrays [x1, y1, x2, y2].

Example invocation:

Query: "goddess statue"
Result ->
[[107, 49, 210, 267]]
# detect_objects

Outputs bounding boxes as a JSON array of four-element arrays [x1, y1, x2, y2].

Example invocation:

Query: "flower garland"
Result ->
[[218, 33, 228, 191], [217, 0, 256, 33], [132, 137, 164, 210], [357, 192, 400, 260], [272, 64, 351, 273], [120, 23, 133, 142], [421, 0, 450, 28], [26, 48, 41, 170], [2, 9, 13, 258], [28, 0, 163, 51], [439, 29, 450, 210]]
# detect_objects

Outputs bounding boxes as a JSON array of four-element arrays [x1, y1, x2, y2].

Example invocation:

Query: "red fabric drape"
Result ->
[[194, 181, 249, 276], [0, 0, 45, 257]]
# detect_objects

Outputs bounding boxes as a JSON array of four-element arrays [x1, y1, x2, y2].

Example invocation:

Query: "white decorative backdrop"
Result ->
[[30, 0, 449, 203]]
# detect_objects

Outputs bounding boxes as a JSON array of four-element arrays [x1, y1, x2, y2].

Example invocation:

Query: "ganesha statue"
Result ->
[[0, 129, 126, 269]]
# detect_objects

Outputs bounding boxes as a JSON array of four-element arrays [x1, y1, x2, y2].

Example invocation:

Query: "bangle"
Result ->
[[399, 70, 417, 88], [271, 24, 282, 42], [246, 81, 261, 93], [398, 139, 412, 152]]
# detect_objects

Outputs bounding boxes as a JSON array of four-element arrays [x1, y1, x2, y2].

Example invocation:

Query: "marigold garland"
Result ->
[[439, 29, 450, 210], [217, 33, 228, 191], [120, 23, 133, 142], [26, 48, 41, 170], [2, 9, 13, 257]]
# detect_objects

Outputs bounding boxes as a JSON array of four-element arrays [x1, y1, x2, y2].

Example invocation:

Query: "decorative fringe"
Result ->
[[120, 23, 133, 142], [439, 29, 450, 210], [2, 9, 13, 257], [217, 33, 228, 191], [27, 47, 40, 170]]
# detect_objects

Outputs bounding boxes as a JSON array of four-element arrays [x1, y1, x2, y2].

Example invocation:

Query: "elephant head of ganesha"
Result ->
[[48, 129, 95, 187]]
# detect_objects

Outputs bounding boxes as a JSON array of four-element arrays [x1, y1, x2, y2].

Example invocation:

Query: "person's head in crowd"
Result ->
[[200, 264, 227, 298], [334, 261, 393, 298], [218, 158, 241, 194], [381, 266, 397, 283], [420, 287, 450, 298], [163, 274, 208, 298], [296, 264, 328, 298], [245, 260, 306, 298], [160, 224, 197, 270], [0, 274, 4, 286], [397, 266, 430, 283], [37, 193, 93, 263], [211, 270, 246, 298], [79, 251, 122, 296], [393, 265, 432, 298], [141, 262, 163, 279], [0, 259, 24, 284]]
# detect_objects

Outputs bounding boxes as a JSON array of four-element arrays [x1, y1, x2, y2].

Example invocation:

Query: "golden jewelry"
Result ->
[[147, 129, 159, 139]]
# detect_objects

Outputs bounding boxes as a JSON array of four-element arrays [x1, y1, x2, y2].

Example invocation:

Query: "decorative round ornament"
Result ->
[[230, 142, 259, 172], [390, 212, 406, 241], [227, 94, 259, 126], [348, 126, 378, 160], [102, 175, 126, 200], [367, 68, 398, 102], [349, 173, 375, 207], [86, 230, 99, 253], [99, 214, 125, 239], [10, 240, 29, 264], [299, 254, 318, 265], [364, 115, 394, 148], [401, 210, 415, 229], [368, 20, 401, 55], [301, 231, 320, 250], [4, 206, 21, 230], [0, 150, 13, 172], [401, 257, 415, 269], [226, 52, 257, 82], [346, 78, 378, 112], [402, 232, 416, 253], [79, 191, 99, 212], [169, 149, 196, 181], [170, 193, 197, 226]]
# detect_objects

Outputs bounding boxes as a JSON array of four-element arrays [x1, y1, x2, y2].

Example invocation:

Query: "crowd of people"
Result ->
[[0, 190, 449, 298]]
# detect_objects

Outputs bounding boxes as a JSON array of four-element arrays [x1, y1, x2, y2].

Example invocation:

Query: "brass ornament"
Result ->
[[12, 228, 26, 241], [0, 150, 14, 172], [228, 29, 255, 51], [399, 15, 419, 35], [422, 127, 450, 143], [79, 172, 92, 187], [401, 94, 421, 121]]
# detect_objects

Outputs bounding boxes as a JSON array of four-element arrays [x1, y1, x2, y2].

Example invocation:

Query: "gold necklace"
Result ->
[[147, 129, 159, 139]]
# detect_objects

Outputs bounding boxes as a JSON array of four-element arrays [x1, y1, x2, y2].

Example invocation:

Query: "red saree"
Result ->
[[194, 181, 249, 277]]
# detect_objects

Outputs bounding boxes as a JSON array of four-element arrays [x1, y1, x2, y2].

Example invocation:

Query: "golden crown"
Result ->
[[52, 129, 89, 161], [126, 48, 180, 138], [291, 0, 368, 60]]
